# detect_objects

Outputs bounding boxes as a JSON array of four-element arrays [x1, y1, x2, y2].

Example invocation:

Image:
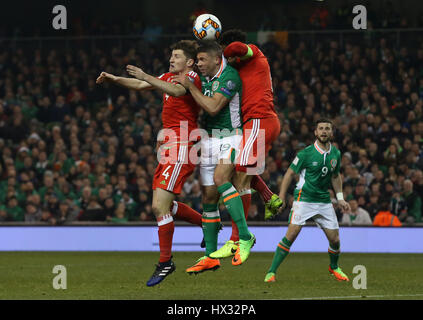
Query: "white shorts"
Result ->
[[289, 201, 339, 230], [200, 135, 243, 186]]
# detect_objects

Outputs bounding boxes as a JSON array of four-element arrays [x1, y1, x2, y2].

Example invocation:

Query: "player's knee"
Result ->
[[203, 191, 219, 204], [329, 237, 340, 248], [152, 203, 170, 218]]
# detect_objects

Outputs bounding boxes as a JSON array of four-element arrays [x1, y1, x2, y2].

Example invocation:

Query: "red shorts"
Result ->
[[152, 141, 197, 194], [236, 116, 280, 173]]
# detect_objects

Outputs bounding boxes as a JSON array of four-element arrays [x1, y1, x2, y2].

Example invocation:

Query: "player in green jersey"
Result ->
[[174, 41, 256, 272], [264, 118, 351, 283]]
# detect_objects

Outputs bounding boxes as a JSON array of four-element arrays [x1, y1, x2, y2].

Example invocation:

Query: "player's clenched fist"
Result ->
[[126, 65, 146, 80], [96, 72, 116, 84]]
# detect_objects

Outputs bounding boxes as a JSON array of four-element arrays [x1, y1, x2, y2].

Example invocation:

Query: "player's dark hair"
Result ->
[[219, 29, 247, 46], [197, 40, 222, 57], [315, 118, 333, 130], [170, 40, 198, 61]]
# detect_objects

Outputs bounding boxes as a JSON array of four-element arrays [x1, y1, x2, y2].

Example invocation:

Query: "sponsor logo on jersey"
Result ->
[[312, 161, 318, 166], [160, 180, 167, 185], [220, 87, 231, 95]]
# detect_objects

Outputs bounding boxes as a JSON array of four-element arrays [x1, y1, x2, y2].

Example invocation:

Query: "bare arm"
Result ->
[[172, 74, 229, 116], [331, 173, 350, 212], [279, 167, 295, 200], [126, 65, 186, 97], [96, 72, 152, 91]]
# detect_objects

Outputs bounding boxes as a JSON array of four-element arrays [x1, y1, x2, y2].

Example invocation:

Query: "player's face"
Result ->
[[314, 122, 333, 144], [196, 52, 219, 77], [169, 49, 189, 73]]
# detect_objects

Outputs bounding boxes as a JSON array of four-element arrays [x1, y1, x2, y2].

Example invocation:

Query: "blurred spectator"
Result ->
[[78, 196, 105, 221], [309, 2, 329, 29], [373, 199, 402, 227], [341, 199, 372, 225], [402, 179, 422, 223]]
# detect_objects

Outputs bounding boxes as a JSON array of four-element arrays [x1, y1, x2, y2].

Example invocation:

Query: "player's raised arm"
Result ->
[[96, 71, 152, 91], [223, 42, 254, 61], [126, 65, 187, 97]]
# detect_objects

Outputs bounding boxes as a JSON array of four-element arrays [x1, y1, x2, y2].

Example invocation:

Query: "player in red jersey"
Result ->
[[96, 40, 203, 286], [210, 30, 284, 259]]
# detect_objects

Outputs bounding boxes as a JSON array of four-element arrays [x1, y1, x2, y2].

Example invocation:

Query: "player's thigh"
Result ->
[[285, 223, 303, 243], [199, 137, 218, 187], [213, 135, 242, 185], [313, 203, 340, 230], [238, 117, 280, 169], [152, 188, 176, 217], [232, 170, 252, 192]]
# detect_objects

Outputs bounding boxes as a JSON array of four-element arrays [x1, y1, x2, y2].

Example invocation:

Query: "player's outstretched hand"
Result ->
[[338, 200, 351, 213], [96, 72, 116, 84], [171, 74, 191, 89], [126, 65, 146, 80]]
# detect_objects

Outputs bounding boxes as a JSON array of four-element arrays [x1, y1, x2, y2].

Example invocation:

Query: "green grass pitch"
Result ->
[[0, 251, 422, 300]]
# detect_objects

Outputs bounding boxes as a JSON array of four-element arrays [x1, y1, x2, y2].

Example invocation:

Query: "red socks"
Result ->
[[230, 190, 251, 242], [157, 214, 174, 263], [251, 175, 274, 202], [171, 201, 202, 227]]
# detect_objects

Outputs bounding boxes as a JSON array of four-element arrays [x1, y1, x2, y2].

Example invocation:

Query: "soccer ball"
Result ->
[[193, 13, 222, 41]]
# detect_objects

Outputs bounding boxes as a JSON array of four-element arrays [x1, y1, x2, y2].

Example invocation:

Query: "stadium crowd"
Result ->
[[0, 32, 422, 226]]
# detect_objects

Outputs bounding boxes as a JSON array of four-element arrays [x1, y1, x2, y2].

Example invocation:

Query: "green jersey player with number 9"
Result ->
[[264, 118, 351, 283]]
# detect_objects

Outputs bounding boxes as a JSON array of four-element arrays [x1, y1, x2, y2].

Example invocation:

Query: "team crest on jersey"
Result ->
[[212, 80, 219, 91], [330, 159, 337, 169]]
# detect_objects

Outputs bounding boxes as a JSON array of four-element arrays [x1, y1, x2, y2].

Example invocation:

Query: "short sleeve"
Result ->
[[157, 73, 169, 80], [186, 71, 202, 91], [334, 151, 341, 175], [289, 151, 305, 174], [215, 72, 240, 99]]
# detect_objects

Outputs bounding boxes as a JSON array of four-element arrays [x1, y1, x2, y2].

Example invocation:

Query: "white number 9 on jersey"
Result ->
[[321, 166, 328, 177]]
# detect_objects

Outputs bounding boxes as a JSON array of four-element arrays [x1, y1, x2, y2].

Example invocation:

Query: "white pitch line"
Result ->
[[291, 293, 423, 300]]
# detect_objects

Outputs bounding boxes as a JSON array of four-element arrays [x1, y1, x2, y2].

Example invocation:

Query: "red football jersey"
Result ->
[[233, 44, 277, 122], [157, 71, 201, 137]]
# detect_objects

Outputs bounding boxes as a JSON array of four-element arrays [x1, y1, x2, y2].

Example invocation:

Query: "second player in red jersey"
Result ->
[[209, 30, 283, 259]]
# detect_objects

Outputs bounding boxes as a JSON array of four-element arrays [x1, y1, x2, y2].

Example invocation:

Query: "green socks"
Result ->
[[218, 182, 250, 241], [268, 237, 292, 273], [328, 242, 340, 269], [202, 203, 221, 256]]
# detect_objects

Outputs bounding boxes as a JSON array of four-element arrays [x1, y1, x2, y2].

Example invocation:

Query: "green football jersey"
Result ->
[[289, 141, 341, 203], [200, 61, 242, 135]]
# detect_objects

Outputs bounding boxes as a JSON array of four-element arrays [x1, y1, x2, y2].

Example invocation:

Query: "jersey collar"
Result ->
[[208, 55, 227, 82], [314, 140, 331, 154]]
